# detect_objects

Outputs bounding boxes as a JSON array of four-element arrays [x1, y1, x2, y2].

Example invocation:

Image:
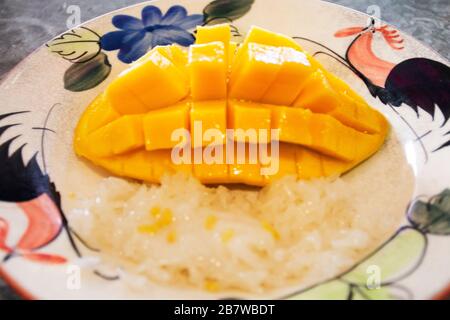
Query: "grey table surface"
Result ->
[[0, 0, 449, 299]]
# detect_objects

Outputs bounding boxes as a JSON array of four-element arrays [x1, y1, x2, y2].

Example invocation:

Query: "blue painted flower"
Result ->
[[101, 5, 204, 63]]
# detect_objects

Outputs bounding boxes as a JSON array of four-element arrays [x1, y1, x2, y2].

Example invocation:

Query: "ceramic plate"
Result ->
[[0, 0, 449, 299]]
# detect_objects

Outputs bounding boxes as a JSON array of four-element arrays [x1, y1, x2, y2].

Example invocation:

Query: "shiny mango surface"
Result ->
[[74, 24, 389, 186]]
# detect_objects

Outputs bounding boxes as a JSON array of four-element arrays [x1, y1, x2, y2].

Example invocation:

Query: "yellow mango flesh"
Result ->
[[293, 69, 384, 134], [87, 115, 144, 157], [107, 49, 189, 114], [228, 100, 272, 143], [229, 43, 283, 101], [74, 24, 389, 187], [188, 42, 227, 100], [228, 143, 264, 186], [153, 45, 189, 79], [195, 24, 231, 63], [190, 100, 227, 148], [143, 101, 190, 151], [260, 47, 312, 105]]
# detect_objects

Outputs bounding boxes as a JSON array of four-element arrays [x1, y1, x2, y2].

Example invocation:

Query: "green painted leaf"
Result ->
[[64, 52, 111, 92], [47, 27, 101, 63], [203, 0, 254, 23], [288, 280, 350, 300], [408, 189, 450, 235], [341, 227, 426, 285]]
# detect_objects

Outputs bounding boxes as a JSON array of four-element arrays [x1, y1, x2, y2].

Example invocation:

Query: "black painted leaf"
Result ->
[[434, 131, 450, 151], [64, 52, 111, 92], [408, 189, 450, 235], [385, 58, 450, 124], [0, 112, 57, 203], [203, 0, 254, 23]]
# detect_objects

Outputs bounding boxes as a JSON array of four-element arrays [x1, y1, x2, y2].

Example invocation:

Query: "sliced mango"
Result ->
[[74, 24, 389, 187], [153, 45, 188, 78], [188, 42, 227, 100], [143, 101, 190, 151], [272, 106, 379, 161], [228, 142, 264, 186], [229, 43, 283, 101], [193, 147, 228, 184], [260, 47, 312, 105], [231, 25, 303, 76], [295, 146, 324, 179], [195, 24, 231, 63], [228, 100, 272, 143], [107, 49, 189, 114], [190, 100, 227, 148], [264, 143, 297, 183], [293, 69, 384, 134], [74, 94, 120, 155], [83, 115, 144, 158]]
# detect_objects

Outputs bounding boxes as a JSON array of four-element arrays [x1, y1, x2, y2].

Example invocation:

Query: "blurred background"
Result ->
[[0, 0, 449, 299]]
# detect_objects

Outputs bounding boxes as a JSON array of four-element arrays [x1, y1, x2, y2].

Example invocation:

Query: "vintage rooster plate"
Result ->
[[0, 0, 449, 299]]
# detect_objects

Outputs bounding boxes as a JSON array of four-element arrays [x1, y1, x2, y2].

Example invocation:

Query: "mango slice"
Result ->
[[153, 45, 189, 79], [79, 114, 144, 158], [190, 100, 227, 147], [228, 143, 264, 186], [74, 24, 389, 187], [107, 49, 189, 114], [143, 101, 190, 151], [260, 47, 312, 105], [188, 42, 227, 100], [228, 100, 272, 143], [272, 106, 378, 161], [293, 69, 384, 134], [229, 43, 283, 101], [195, 24, 231, 63]]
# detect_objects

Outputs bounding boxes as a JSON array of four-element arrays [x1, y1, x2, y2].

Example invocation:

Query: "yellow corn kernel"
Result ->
[[204, 215, 218, 230], [261, 220, 280, 240], [221, 229, 235, 243], [158, 208, 173, 226], [150, 206, 161, 217], [166, 230, 177, 244], [68, 192, 77, 200], [229, 43, 283, 101], [188, 42, 227, 100], [138, 224, 158, 235], [204, 279, 220, 292], [138, 208, 173, 235], [190, 100, 227, 148], [143, 101, 190, 151]]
